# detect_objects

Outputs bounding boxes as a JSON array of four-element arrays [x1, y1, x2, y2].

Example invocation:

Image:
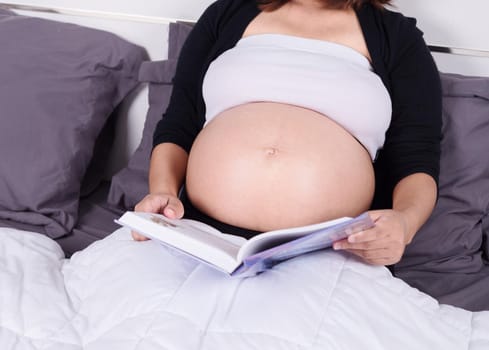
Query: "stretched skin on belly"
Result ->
[[186, 102, 375, 232]]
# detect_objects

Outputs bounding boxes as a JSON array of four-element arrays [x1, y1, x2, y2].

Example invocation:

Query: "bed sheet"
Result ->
[[1, 226, 488, 350]]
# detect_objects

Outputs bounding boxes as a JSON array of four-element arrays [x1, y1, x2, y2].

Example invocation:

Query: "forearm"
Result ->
[[392, 173, 437, 244], [149, 143, 188, 197]]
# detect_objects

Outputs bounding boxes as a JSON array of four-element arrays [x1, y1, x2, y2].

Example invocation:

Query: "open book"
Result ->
[[116, 211, 374, 277]]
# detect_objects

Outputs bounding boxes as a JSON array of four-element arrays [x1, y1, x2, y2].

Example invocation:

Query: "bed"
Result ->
[[0, 1, 489, 349]]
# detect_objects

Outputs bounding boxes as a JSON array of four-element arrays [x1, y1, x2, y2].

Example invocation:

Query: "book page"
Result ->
[[116, 212, 245, 273], [236, 216, 351, 262], [232, 213, 374, 277], [183, 220, 248, 246]]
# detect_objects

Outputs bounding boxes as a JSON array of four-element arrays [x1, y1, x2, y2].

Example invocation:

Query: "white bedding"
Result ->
[[1, 226, 488, 350]]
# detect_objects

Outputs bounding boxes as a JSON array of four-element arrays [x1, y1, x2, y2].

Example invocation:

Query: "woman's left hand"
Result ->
[[332, 210, 411, 266]]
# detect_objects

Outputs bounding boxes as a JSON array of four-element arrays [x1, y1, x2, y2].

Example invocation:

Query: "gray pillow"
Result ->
[[396, 73, 489, 269], [108, 22, 193, 209], [394, 73, 489, 310], [0, 10, 148, 238]]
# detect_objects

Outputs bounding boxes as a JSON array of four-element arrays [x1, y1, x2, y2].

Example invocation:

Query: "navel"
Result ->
[[264, 147, 279, 156]]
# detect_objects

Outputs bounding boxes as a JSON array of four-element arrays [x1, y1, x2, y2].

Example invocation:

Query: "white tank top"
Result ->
[[202, 34, 392, 160]]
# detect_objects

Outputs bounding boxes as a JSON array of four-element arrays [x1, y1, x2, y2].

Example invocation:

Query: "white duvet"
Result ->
[[1, 227, 488, 350]]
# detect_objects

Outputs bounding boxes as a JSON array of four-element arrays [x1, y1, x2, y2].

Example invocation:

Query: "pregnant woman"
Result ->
[[133, 0, 442, 267]]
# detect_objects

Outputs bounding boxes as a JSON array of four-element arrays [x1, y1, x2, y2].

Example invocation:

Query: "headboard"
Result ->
[[1, 0, 488, 176]]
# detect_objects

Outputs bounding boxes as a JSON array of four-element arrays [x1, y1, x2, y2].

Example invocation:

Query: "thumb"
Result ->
[[163, 197, 184, 219], [367, 210, 384, 222]]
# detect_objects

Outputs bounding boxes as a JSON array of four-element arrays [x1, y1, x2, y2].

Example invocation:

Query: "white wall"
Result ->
[[393, 0, 489, 51], [3, 0, 213, 21], [392, 0, 489, 76]]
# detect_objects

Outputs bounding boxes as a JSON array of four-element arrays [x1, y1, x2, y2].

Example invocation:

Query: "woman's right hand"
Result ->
[[131, 193, 185, 241]]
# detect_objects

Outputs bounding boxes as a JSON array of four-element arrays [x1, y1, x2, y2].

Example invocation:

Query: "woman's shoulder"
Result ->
[[359, 3, 426, 63], [205, 0, 255, 12], [373, 5, 423, 43], [198, 0, 257, 23]]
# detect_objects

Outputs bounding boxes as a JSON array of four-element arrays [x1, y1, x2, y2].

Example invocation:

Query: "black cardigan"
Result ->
[[153, 0, 442, 209]]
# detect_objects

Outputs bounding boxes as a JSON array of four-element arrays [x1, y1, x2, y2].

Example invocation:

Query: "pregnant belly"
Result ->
[[186, 102, 375, 232]]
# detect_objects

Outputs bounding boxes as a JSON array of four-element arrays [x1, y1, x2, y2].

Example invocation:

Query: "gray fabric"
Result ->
[[0, 11, 147, 238], [56, 181, 124, 257], [108, 22, 192, 209], [168, 21, 195, 61], [0, 181, 124, 257], [395, 73, 489, 311], [80, 110, 118, 198], [0, 8, 14, 15]]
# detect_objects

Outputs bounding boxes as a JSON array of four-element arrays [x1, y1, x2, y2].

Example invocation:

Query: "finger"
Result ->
[[343, 248, 392, 262], [163, 197, 185, 219], [342, 246, 404, 265], [364, 256, 401, 266], [136, 194, 173, 215], [131, 230, 149, 241], [134, 195, 164, 213], [367, 210, 386, 222], [334, 237, 390, 251], [347, 226, 383, 244]]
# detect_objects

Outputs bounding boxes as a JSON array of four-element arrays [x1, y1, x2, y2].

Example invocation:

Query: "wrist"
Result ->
[[149, 178, 182, 198], [394, 208, 420, 245], [392, 173, 438, 245], [150, 188, 180, 198]]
